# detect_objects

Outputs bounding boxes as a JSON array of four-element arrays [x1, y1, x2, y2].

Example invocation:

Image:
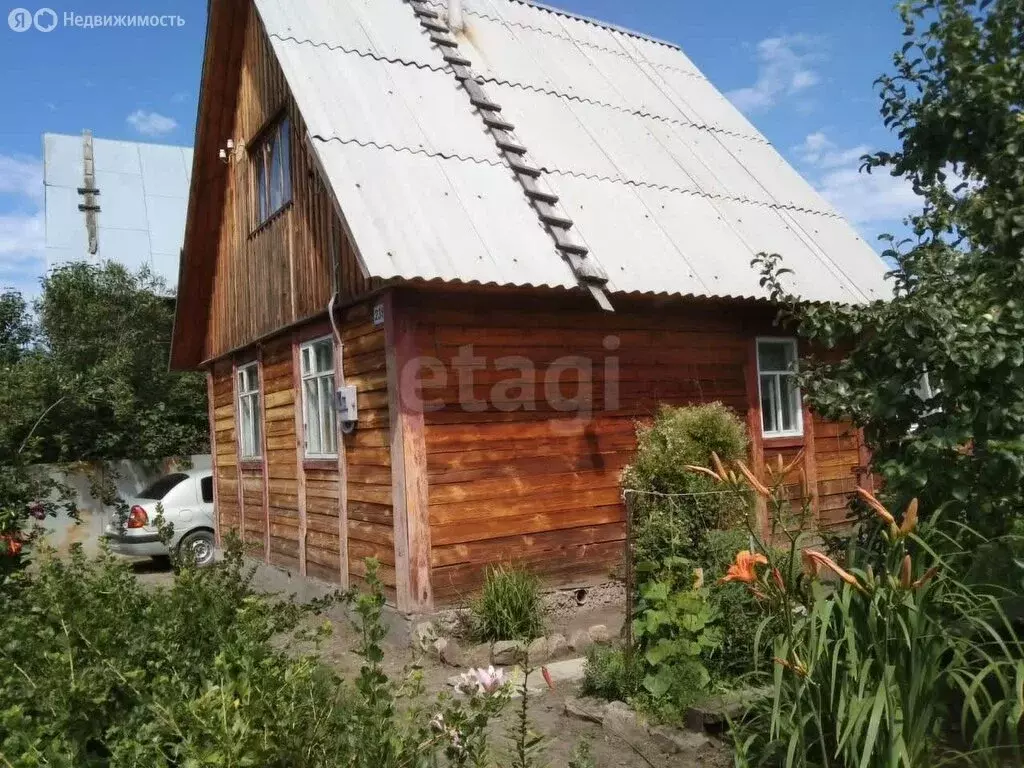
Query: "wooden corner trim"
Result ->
[[383, 290, 433, 613]]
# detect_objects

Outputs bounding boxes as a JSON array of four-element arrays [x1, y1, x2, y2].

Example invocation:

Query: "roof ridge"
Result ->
[[424, 0, 690, 62]]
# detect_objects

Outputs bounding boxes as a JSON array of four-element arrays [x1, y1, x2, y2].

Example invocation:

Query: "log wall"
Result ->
[[201, 5, 374, 363], [208, 299, 395, 598], [397, 288, 868, 603]]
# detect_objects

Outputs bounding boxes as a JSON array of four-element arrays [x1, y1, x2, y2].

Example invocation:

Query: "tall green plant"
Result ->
[[469, 565, 546, 642], [696, 456, 1024, 767]]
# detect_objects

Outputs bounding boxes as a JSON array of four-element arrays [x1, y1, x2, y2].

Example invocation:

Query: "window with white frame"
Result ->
[[237, 363, 262, 459], [757, 338, 803, 437], [301, 337, 337, 458]]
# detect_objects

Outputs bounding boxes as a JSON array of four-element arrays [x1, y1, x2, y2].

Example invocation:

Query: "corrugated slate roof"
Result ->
[[255, 0, 889, 305], [43, 132, 193, 289]]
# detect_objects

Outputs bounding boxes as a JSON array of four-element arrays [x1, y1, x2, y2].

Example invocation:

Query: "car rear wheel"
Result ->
[[178, 530, 215, 568]]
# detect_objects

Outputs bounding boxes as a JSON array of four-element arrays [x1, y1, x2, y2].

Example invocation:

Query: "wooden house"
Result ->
[[170, 0, 888, 612]]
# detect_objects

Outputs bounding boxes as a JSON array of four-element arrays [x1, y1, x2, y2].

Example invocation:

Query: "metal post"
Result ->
[[623, 489, 634, 664]]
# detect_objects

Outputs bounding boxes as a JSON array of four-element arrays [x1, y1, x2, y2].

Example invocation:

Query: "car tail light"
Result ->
[[127, 505, 149, 529]]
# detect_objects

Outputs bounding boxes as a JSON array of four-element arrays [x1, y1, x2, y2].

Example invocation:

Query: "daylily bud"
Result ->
[[711, 452, 728, 480], [805, 550, 864, 591], [900, 555, 912, 589], [685, 465, 722, 482], [912, 566, 939, 590], [736, 460, 772, 498], [772, 567, 786, 593], [856, 487, 897, 528], [900, 499, 919, 536], [801, 549, 820, 578]]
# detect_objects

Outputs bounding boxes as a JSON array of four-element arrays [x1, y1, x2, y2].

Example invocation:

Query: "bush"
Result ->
[[581, 644, 644, 702], [623, 403, 751, 566], [469, 565, 546, 642], [0, 542, 511, 766]]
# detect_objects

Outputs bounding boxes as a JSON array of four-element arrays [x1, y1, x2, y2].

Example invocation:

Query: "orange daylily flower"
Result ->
[[1, 534, 22, 557], [719, 550, 769, 584], [803, 550, 864, 591]]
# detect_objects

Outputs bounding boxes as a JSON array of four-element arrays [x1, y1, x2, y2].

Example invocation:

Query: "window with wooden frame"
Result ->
[[251, 115, 292, 227], [300, 337, 337, 458], [237, 362, 262, 459], [757, 338, 803, 438]]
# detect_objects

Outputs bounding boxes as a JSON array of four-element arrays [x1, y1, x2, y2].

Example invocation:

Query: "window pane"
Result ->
[[760, 375, 778, 433], [314, 339, 333, 373], [304, 379, 321, 455], [319, 375, 336, 455], [780, 376, 801, 433], [240, 398, 251, 456], [257, 150, 269, 223], [269, 130, 283, 213], [279, 118, 292, 206], [251, 394, 262, 455], [758, 341, 796, 373]]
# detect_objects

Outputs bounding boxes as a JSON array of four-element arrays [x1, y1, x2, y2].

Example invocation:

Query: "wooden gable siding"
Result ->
[[202, 7, 374, 362], [394, 288, 867, 603], [206, 298, 395, 598]]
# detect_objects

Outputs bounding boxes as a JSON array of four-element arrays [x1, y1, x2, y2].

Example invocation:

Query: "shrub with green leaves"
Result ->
[[631, 564, 722, 721], [623, 403, 751, 566], [0, 542, 510, 767], [581, 644, 644, 703], [469, 565, 546, 642]]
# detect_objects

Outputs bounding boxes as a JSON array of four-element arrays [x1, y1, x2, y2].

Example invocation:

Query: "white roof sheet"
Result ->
[[43, 133, 193, 289], [254, 0, 890, 303]]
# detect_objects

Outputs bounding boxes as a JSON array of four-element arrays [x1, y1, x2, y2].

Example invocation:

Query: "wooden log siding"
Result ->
[[262, 337, 301, 569], [339, 301, 397, 598], [202, 6, 374, 362], [390, 289, 865, 602], [211, 361, 240, 544]]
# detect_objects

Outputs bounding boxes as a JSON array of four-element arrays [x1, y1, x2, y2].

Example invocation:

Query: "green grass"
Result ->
[[469, 565, 546, 642]]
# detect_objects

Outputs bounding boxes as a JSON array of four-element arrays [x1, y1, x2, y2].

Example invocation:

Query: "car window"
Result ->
[[200, 476, 214, 504], [137, 473, 189, 501]]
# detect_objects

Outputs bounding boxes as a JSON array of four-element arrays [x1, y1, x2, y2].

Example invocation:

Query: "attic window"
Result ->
[[252, 115, 292, 226]]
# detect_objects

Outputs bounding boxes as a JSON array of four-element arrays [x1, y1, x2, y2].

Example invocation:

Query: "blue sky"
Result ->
[[0, 0, 918, 297]]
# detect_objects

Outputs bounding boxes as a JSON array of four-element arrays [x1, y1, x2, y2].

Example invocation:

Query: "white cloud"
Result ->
[[126, 109, 178, 137], [0, 212, 44, 257], [793, 132, 918, 225], [727, 35, 823, 113], [0, 154, 43, 203]]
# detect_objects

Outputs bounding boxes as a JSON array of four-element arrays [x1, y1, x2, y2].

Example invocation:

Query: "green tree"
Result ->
[[29, 262, 208, 463], [760, 0, 1024, 537], [0, 264, 207, 571]]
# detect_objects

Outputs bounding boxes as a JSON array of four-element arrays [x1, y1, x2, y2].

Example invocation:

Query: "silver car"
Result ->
[[103, 468, 216, 567]]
